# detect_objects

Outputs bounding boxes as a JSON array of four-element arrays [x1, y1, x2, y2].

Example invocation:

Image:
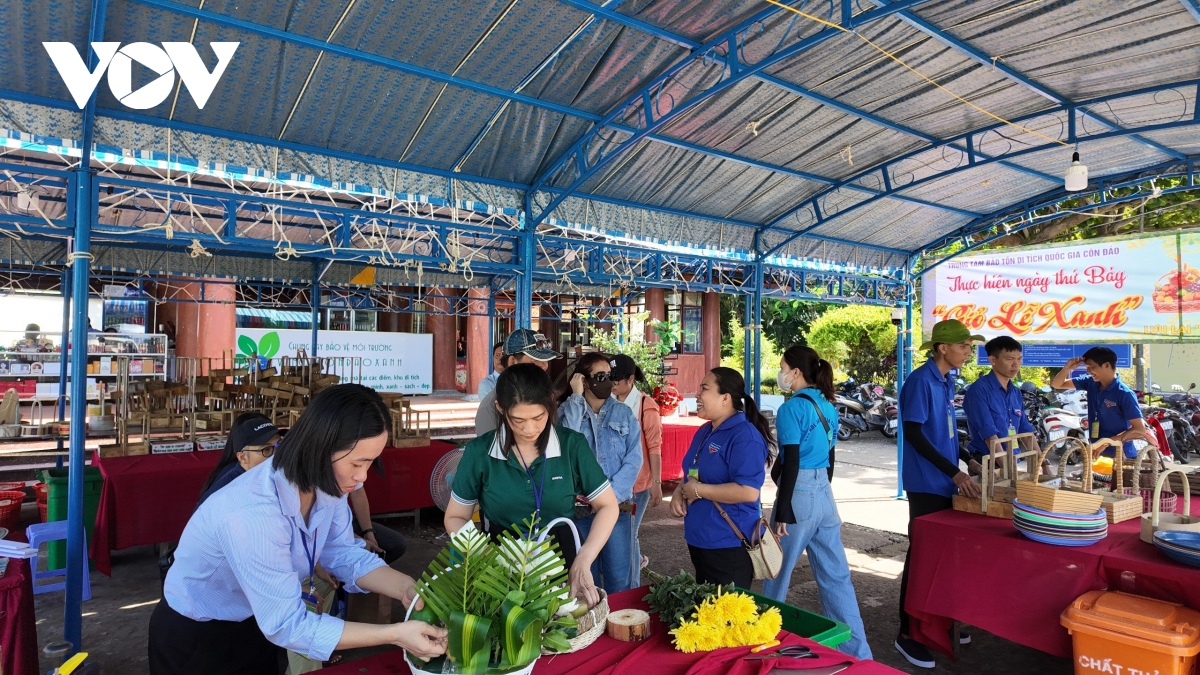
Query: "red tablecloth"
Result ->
[[91, 451, 221, 575], [0, 559, 38, 675], [321, 587, 903, 675], [91, 442, 458, 575], [660, 417, 706, 481], [904, 495, 1200, 659], [361, 441, 459, 514]]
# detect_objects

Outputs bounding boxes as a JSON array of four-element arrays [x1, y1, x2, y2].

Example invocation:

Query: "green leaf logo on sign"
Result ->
[[259, 332, 280, 358], [238, 332, 281, 358]]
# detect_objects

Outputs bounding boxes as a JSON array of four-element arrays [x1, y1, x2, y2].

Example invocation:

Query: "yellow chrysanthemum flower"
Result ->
[[714, 591, 759, 624]]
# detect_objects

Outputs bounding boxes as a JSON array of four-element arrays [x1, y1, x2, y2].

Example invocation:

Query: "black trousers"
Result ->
[[898, 492, 954, 636], [689, 544, 754, 589], [355, 520, 407, 565], [148, 600, 282, 675]]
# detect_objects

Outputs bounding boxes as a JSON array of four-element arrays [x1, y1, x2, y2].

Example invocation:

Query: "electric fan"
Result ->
[[429, 448, 464, 511]]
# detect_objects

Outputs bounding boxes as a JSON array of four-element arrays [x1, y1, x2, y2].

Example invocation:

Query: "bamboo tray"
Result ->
[[1016, 439, 1103, 515]]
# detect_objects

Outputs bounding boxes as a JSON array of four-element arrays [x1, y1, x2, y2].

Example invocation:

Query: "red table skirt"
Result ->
[[0, 559, 38, 675], [660, 418, 706, 481], [321, 587, 903, 675], [360, 441, 459, 514], [905, 495, 1200, 659], [92, 442, 458, 575]]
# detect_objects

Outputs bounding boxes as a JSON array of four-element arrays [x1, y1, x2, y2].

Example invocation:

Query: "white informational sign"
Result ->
[[235, 328, 433, 394], [923, 233, 1200, 342]]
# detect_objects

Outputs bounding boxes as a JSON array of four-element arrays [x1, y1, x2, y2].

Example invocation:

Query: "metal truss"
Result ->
[[548, 0, 1058, 186], [761, 264, 908, 306], [917, 157, 1200, 273], [760, 80, 1200, 255], [871, 0, 1185, 161], [527, 0, 943, 227]]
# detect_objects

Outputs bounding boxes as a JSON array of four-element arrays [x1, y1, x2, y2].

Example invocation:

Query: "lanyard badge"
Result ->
[[299, 530, 321, 615]]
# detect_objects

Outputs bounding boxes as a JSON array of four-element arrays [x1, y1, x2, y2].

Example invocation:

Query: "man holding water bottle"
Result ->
[[963, 336, 1042, 471]]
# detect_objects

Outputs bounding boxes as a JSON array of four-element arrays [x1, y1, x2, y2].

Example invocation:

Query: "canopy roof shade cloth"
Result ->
[[321, 586, 906, 675], [0, 0, 1196, 275], [904, 494, 1200, 660]]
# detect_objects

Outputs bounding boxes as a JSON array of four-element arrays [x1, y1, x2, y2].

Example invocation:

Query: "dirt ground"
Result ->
[[30, 449, 1074, 674]]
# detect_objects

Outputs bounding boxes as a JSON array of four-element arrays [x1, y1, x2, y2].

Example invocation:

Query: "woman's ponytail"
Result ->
[[782, 345, 836, 403], [741, 392, 777, 450]]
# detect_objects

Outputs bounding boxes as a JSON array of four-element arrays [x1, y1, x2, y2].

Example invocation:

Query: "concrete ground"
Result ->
[[29, 432, 1072, 674]]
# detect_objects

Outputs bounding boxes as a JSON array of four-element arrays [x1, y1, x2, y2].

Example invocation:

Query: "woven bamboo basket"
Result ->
[[1090, 438, 1146, 524], [543, 590, 609, 655], [1015, 440, 1103, 515]]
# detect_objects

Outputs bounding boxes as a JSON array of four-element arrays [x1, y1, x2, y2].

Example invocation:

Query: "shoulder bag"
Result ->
[[711, 500, 783, 580]]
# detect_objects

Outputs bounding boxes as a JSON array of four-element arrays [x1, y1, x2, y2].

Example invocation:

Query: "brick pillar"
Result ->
[[174, 281, 236, 361], [645, 288, 665, 346], [703, 292, 721, 373], [466, 287, 489, 394], [425, 289, 457, 392], [377, 312, 400, 332]]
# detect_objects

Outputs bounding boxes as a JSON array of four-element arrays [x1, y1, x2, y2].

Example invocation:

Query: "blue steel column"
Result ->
[[752, 262, 763, 405], [895, 278, 914, 499], [517, 198, 534, 328], [56, 269, 72, 468], [310, 261, 320, 356], [742, 293, 753, 396], [66, 0, 107, 650]]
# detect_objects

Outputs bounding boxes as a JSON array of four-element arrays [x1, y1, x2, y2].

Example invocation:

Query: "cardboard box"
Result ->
[[10, 363, 29, 375], [99, 358, 112, 376], [29, 362, 43, 375], [43, 362, 60, 376], [129, 360, 143, 375]]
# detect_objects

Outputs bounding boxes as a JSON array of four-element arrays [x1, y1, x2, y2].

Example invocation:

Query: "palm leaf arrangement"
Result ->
[[407, 516, 580, 674]]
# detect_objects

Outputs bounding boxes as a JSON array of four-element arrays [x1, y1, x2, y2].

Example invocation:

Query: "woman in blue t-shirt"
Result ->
[[761, 346, 871, 660], [670, 367, 772, 588]]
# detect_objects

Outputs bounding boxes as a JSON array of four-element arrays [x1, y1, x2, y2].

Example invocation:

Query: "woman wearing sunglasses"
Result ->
[[197, 412, 281, 507], [558, 352, 643, 594]]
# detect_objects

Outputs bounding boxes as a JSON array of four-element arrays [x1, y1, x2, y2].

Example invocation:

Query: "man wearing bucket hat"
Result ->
[[474, 329, 562, 435], [894, 319, 986, 669]]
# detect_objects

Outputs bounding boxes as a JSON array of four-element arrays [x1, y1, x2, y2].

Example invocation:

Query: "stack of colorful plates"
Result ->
[[1153, 531, 1200, 567], [1012, 500, 1108, 546]]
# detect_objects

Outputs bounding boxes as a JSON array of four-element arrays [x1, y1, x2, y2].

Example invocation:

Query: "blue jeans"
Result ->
[[632, 489, 652, 586], [762, 470, 872, 661], [574, 510, 637, 594]]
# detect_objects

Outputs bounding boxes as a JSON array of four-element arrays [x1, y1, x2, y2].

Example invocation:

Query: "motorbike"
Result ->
[[835, 382, 897, 440], [1039, 385, 1086, 464]]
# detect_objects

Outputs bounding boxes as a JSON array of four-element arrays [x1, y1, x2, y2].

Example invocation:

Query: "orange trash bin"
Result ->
[[1061, 590, 1200, 675]]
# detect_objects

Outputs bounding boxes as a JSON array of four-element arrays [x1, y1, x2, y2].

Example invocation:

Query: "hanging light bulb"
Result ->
[[1064, 151, 1088, 191]]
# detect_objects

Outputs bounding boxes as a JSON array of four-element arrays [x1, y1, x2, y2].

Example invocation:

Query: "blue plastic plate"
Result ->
[[1017, 528, 1106, 547], [1154, 530, 1200, 552], [1012, 500, 1107, 521]]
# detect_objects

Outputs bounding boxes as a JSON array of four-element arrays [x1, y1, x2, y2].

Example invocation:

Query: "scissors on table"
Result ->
[[744, 645, 819, 661]]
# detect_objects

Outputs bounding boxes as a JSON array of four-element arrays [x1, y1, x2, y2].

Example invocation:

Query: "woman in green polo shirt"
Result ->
[[445, 363, 619, 607]]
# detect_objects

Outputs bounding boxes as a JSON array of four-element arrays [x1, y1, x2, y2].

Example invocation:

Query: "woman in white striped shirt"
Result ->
[[149, 384, 447, 674]]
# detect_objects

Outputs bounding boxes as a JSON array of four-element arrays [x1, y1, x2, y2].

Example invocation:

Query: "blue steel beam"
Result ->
[[759, 80, 1200, 255], [915, 156, 1200, 270], [1182, 0, 1200, 23], [123, 0, 967, 216], [549, 0, 1057, 185], [870, 0, 1185, 161], [0, 87, 909, 257], [529, 0, 959, 226]]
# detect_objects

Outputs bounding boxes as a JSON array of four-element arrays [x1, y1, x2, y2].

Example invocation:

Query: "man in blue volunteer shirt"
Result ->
[[1051, 346, 1154, 459], [963, 336, 1041, 469], [894, 319, 984, 669]]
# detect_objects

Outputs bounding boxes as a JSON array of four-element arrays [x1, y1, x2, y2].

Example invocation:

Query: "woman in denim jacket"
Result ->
[[558, 352, 642, 593]]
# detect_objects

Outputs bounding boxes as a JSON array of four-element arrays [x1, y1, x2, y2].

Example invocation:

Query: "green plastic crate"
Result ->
[[38, 467, 104, 571], [737, 588, 853, 648]]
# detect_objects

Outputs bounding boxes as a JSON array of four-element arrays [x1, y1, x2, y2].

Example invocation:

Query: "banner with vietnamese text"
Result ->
[[235, 328, 433, 393], [923, 232, 1200, 343]]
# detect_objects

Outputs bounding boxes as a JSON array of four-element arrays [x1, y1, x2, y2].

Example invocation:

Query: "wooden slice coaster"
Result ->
[[606, 609, 651, 642]]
